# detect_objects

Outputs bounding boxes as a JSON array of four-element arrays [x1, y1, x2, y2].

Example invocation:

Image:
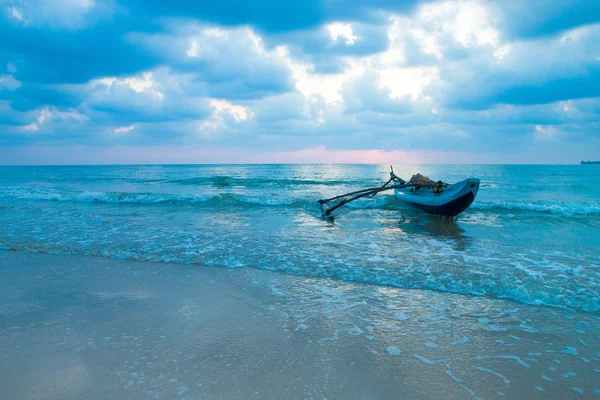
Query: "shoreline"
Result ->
[[1, 250, 599, 399], [2, 245, 597, 315]]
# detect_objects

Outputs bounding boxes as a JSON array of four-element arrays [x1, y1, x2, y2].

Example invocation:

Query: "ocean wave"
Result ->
[[0, 187, 301, 207], [0, 186, 405, 210], [472, 200, 600, 215], [4, 186, 599, 217], [4, 174, 375, 188], [167, 176, 370, 187]]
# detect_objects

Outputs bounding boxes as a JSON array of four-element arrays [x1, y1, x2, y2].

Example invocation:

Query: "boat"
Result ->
[[318, 167, 480, 220], [581, 160, 600, 165], [394, 177, 480, 217]]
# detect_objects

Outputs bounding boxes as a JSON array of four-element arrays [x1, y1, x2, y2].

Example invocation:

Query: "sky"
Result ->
[[0, 0, 599, 164]]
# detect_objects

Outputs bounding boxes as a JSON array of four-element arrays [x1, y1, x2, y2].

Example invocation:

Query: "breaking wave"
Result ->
[[0, 187, 300, 207], [3, 186, 599, 216], [472, 200, 600, 215], [166, 176, 371, 187]]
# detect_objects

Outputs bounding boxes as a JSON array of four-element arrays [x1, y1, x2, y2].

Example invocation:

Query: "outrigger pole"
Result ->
[[317, 166, 436, 221]]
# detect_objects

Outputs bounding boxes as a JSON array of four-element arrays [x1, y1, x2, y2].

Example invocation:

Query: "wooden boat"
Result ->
[[394, 178, 479, 217], [318, 167, 480, 220]]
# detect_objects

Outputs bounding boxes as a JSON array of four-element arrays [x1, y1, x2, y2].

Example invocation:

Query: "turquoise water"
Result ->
[[1, 164, 599, 311]]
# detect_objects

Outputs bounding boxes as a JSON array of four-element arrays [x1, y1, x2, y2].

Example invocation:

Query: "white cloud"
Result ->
[[37, 108, 51, 124], [5, 0, 100, 29], [327, 22, 358, 45], [379, 67, 439, 101], [125, 73, 162, 96], [534, 124, 560, 140], [131, 24, 294, 99], [16, 106, 88, 133], [186, 40, 199, 57], [18, 107, 52, 132], [493, 44, 511, 62], [7, 6, 23, 21], [92, 72, 163, 98], [0, 74, 21, 90], [289, 62, 350, 104], [114, 124, 136, 134], [416, 1, 500, 49], [210, 99, 252, 122], [433, 22, 600, 108], [86, 70, 200, 121], [22, 123, 38, 132], [191, 99, 253, 136], [380, 1, 502, 70]]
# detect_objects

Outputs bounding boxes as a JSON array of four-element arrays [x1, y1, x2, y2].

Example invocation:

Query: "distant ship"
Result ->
[[581, 160, 600, 164]]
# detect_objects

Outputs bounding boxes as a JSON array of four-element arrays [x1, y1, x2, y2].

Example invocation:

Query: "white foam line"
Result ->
[[477, 367, 511, 387], [561, 346, 578, 355], [452, 336, 471, 346], [446, 364, 481, 400], [445, 367, 462, 383], [476, 355, 530, 368], [415, 355, 445, 365], [415, 356, 480, 399], [386, 346, 401, 356]]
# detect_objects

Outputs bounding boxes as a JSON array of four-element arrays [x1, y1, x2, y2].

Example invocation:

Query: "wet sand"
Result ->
[[1, 251, 599, 399]]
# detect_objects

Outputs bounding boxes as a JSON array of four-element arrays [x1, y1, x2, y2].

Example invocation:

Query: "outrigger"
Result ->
[[318, 166, 480, 221]]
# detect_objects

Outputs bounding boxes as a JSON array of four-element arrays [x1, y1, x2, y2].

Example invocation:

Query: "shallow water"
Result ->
[[2, 252, 599, 399], [1, 164, 599, 311]]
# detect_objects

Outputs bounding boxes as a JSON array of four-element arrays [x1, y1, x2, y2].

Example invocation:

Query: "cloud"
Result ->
[[83, 68, 214, 124], [0, 17, 159, 84], [1, 0, 599, 163], [534, 124, 561, 140], [210, 99, 253, 122], [266, 21, 389, 73], [7, 82, 85, 112], [3, 0, 104, 30], [113, 124, 136, 134], [130, 23, 295, 99], [115, 0, 422, 33], [492, 0, 600, 39], [431, 23, 600, 108], [250, 92, 312, 123], [341, 69, 413, 114], [0, 73, 20, 90], [327, 22, 358, 45]]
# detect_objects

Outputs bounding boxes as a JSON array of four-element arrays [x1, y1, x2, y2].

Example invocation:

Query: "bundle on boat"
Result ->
[[317, 167, 479, 220], [408, 173, 434, 186], [407, 173, 446, 194]]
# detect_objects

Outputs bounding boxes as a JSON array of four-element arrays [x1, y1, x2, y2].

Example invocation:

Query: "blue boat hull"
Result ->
[[411, 191, 476, 217], [394, 178, 479, 217]]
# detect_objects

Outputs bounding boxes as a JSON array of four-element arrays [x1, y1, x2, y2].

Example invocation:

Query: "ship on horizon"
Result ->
[[581, 160, 600, 164]]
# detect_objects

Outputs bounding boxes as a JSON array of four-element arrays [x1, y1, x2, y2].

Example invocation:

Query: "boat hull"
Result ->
[[394, 178, 479, 217]]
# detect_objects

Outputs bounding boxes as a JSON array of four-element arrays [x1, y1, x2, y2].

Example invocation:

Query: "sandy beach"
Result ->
[[1, 250, 598, 399]]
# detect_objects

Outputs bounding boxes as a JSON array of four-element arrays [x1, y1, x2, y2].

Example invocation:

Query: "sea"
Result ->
[[1, 164, 599, 313]]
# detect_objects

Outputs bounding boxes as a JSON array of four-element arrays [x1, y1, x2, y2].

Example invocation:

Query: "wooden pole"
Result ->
[[318, 182, 435, 205], [321, 186, 398, 217]]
